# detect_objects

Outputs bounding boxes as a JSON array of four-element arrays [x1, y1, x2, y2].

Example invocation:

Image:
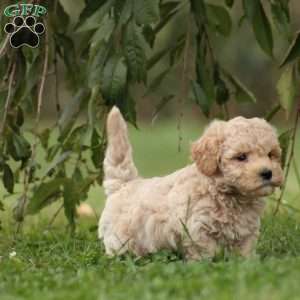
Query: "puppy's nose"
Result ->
[[260, 169, 272, 181]]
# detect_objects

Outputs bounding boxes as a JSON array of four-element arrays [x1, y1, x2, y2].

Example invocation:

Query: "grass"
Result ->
[[1, 120, 300, 300]]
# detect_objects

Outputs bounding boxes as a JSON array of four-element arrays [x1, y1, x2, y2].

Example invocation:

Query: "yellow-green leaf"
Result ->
[[280, 31, 300, 68], [276, 65, 297, 118]]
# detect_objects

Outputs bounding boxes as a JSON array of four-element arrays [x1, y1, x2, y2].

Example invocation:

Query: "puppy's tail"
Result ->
[[103, 106, 138, 197]]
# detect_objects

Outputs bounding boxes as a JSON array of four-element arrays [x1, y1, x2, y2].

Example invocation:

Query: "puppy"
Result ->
[[99, 107, 283, 260]]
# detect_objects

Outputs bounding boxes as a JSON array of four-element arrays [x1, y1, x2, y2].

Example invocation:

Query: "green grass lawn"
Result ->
[[1, 120, 300, 300]]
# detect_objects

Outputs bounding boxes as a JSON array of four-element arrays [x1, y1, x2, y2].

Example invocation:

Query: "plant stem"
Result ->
[[36, 31, 49, 127], [293, 158, 300, 188], [274, 107, 299, 215], [177, 16, 192, 152], [0, 62, 16, 136], [17, 32, 49, 232], [0, 35, 9, 59], [47, 203, 63, 230], [266, 103, 281, 122]]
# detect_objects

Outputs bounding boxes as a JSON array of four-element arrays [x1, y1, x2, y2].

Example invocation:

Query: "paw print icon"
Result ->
[[4, 16, 45, 48]]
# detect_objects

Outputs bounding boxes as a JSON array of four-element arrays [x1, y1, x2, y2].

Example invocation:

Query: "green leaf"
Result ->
[[134, 0, 160, 25], [243, 0, 273, 57], [63, 176, 95, 228], [280, 31, 300, 68], [76, 0, 114, 32], [215, 79, 230, 105], [27, 179, 66, 214], [279, 129, 293, 168], [276, 65, 297, 118], [78, 0, 106, 25], [224, 71, 256, 103], [42, 151, 72, 179], [91, 15, 115, 44], [88, 86, 100, 127], [192, 81, 212, 118], [13, 195, 26, 222], [3, 163, 14, 194], [51, 1, 70, 32], [91, 129, 105, 169], [63, 179, 77, 229], [7, 132, 31, 162], [124, 21, 147, 83], [102, 55, 128, 103], [206, 4, 232, 37], [16, 106, 24, 127], [270, 2, 291, 39], [118, 0, 134, 25], [190, 0, 206, 27], [225, 0, 234, 8], [116, 94, 137, 127], [88, 42, 111, 88], [38, 128, 51, 150]]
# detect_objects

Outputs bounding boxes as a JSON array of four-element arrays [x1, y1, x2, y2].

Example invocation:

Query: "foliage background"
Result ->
[[0, 0, 300, 230]]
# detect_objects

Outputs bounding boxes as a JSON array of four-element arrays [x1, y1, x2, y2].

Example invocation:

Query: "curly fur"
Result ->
[[99, 108, 283, 260]]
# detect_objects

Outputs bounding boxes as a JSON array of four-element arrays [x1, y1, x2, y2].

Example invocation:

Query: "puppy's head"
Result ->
[[192, 117, 283, 197]]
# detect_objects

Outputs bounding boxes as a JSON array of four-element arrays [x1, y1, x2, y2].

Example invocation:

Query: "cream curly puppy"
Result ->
[[99, 107, 283, 260]]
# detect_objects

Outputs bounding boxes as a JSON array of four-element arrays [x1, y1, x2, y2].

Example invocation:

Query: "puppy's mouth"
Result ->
[[252, 182, 278, 196]]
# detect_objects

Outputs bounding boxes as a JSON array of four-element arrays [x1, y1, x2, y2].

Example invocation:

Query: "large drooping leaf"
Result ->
[[78, 0, 106, 26], [117, 0, 134, 25], [27, 179, 66, 214], [206, 4, 232, 37], [91, 129, 105, 169], [90, 15, 115, 44], [276, 65, 297, 118], [155, 0, 181, 34], [88, 42, 112, 88], [55, 33, 80, 85], [192, 80, 212, 117], [279, 129, 293, 168], [124, 20, 147, 83], [63, 179, 77, 229], [76, 0, 114, 32], [280, 31, 300, 67], [215, 78, 230, 105], [243, 0, 273, 57], [225, 0, 234, 8], [224, 71, 256, 103], [101, 55, 128, 103], [134, 0, 160, 25], [270, 1, 291, 39], [195, 37, 215, 105], [190, 0, 206, 27], [7, 132, 32, 162], [63, 176, 95, 228], [3, 163, 14, 194], [42, 151, 72, 179]]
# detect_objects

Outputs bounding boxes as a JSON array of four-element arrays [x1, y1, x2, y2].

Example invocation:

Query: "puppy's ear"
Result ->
[[191, 121, 226, 176]]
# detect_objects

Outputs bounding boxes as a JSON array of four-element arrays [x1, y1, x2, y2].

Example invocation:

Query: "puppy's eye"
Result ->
[[268, 151, 278, 159], [235, 153, 247, 161]]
